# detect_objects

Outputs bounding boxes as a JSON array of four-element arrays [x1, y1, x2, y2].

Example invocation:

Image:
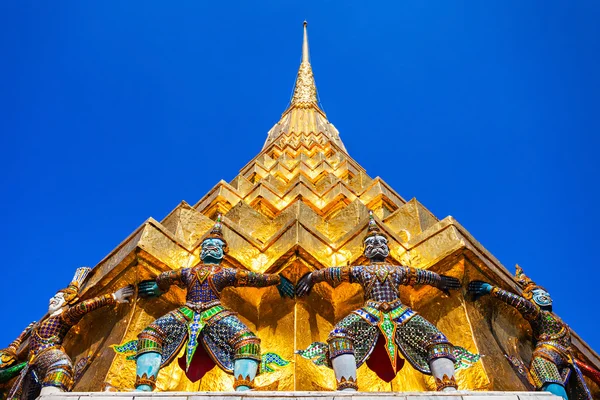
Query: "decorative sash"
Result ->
[[184, 305, 224, 370]]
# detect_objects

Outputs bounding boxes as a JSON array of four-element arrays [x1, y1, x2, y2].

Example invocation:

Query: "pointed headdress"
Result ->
[[364, 210, 387, 241], [203, 213, 228, 253], [58, 266, 92, 305], [515, 264, 545, 299]]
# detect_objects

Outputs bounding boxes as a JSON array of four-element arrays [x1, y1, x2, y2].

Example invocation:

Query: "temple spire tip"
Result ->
[[302, 21, 309, 64], [289, 21, 320, 109]]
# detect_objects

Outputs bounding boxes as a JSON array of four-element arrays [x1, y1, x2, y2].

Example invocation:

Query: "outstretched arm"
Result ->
[[139, 269, 187, 298], [0, 321, 36, 367], [156, 269, 187, 292], [62, 285, 134, 325], [399, 267, 461, 292], [234, 270, 296, 298], [213, 268, 293, 298], [6, 322, 35, 354], [468, 280, 539, 320], [234, 269, 281, 288], [296, 266, 356, 297]]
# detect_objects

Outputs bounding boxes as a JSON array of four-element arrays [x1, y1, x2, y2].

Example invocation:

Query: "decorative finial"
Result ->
[[209, 214, 224, 237], [205, 213, 228, 251], [291, 21, 318, 106], [368, 210, 376, 229], [364, 210, 387, 240], [515, 264, 541, 299]]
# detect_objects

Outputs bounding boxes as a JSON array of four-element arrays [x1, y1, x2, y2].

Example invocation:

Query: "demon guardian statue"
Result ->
[[469, 265, 592, 400], [296, 211, 466, 392], [133, 215, 294, 392], [0, 267, 133, 399]]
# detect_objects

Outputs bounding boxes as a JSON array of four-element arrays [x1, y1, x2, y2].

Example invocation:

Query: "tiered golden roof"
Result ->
[[19, 23, 598, 396]]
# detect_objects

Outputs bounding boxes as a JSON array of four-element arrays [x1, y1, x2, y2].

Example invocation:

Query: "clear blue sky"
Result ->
[[1, 1, 599, 354]]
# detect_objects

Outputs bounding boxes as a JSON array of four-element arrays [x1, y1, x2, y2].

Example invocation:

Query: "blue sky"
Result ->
[[1, 1, 599, 355]]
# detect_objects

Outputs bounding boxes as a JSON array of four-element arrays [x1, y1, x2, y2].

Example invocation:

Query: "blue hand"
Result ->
[[277, 276, 295, 299], [138, 280, 162, 298], [467, 280, 493, 300]]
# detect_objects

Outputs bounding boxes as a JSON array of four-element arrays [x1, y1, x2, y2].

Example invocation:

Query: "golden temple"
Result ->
[[7, 22, 599, 396]]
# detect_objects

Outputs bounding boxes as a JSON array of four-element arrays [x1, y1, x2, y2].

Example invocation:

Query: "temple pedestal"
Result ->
[[40, 391, 560, 400]]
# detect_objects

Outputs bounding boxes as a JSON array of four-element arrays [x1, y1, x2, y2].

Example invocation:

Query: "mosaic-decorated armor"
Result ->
[[132, 215, 293, 392], [469, 265, 592, 400], [0, 267, 133, 400], [297, 211, 478, 391]]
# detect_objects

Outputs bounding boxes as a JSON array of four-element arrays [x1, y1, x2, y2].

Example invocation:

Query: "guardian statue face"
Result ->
[[201, 238, 226, 263], [531, 288, 553, 308], [48, 292, 66, 314], [364, 234, 390, 260]]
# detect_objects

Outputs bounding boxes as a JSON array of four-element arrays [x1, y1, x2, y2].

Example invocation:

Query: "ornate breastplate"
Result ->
[[186, 266, 221, 304], [29, 316, 68, 355], [362, 264, 400, 302]]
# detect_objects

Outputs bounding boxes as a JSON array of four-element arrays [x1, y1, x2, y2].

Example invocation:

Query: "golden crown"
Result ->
[[364, 210, 387, 241], [59, 266, 92, 304], [203, 214, 228, 252]]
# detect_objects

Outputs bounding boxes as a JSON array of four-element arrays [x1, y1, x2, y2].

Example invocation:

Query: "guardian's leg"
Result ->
[[530, 355, 567, 400], [328, 332, 357, 391], [427, 337, 457, 391], [135, 324, 167, 391], [233, 359, 259, 391], [541, 383, 567, 400], [232, 332, 261, 391], [38, 350, 75, 396], [397, 316, 458, 392]]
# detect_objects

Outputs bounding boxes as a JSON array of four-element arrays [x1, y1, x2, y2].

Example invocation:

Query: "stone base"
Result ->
[[39, 391, 560, 400]]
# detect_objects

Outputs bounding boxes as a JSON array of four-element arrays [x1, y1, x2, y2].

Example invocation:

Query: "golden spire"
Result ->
[[291, 21, 319, 106], [264, 21, 347, 153], [302, 20, 310, 63]]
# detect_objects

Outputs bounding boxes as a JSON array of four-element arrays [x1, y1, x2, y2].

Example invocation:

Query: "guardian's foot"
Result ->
[[441, 386, 458, 392], [434, 374, 458, 391], [337, 376, 358, 391], [39, 386, 62, 397], [233, 359, 258, 391], [134, 384, 154, 392]]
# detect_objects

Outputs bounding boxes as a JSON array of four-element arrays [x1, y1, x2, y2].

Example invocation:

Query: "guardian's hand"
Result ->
[[439, 275, 461, 291], [113, 285, 135, 303], [0, 350, 16, 368], [138, 280, 162, 298], [467, 280, 493, 301], [296, 273, 314, 297], [436, 274, 461, 296], [277, 275, 295, 299]]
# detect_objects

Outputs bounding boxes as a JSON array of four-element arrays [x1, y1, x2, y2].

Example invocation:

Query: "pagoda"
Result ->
[[5, 23, 599, 397]]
